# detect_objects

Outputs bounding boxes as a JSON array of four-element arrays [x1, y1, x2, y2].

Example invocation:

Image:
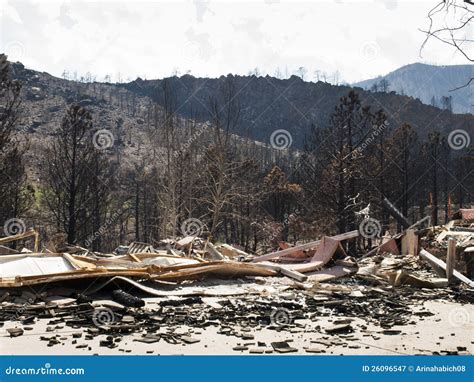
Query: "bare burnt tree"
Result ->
[[155, 78, 182, 237], [441, 95, 453, 112], [422, 131, 445, 226], [262, 165, 301, 241], [305, 91, 372, 238], [379, 79, 390, 92], [389, 124, 419, 223], [0, 54, 32, 229], [453, 152, 473, 208], [362, 110, 391, 230], [42, 105, 104, 244], [141, 79, 203, 240], [197, 76, 262, 239], [88, 149, 113, 251]]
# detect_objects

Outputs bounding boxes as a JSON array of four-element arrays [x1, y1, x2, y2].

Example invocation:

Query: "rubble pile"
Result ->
[[1, 212, 473, 354]]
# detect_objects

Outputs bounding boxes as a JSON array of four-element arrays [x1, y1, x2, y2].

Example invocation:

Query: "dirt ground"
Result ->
[[1, 300, 472, 355]]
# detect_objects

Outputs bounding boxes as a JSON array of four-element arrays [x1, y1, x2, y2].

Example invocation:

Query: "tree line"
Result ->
[[1, 55, 472, 254]]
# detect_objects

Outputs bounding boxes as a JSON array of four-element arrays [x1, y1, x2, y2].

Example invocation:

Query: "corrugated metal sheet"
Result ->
[[0, 255, 75, 278]]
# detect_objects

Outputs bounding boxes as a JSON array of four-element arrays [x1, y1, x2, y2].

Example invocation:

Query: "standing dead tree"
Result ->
[[42, 105, 107, 245], [0, 54, 32, 231], [305, 91, 372, 235], [199, 85, 241, 237]]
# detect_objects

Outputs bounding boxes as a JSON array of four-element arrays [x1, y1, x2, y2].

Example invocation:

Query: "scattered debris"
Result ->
[[271, 341, 298, 353], [7, 328, 24, 337], [1, 223, 473, 354]]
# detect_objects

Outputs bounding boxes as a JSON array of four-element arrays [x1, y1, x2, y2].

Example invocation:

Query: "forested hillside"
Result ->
[[1, 58, 472, 254]]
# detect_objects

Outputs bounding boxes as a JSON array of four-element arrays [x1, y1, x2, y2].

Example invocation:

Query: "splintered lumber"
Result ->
[[0, 229, 40, 253], [205, 242, 225, 260], [256, 263, 308, 282], [128, 253, 142, 263], [0, 253, 278, 287], [152, 262, 277, 282], [401, 229, 418, 256], [384, 270, 448, 288], [176, 236, 196, 249], [446, 238, 456, 284], [278, 242, 306, 259], [251, 230, 358, 263], [279, 267, 307, 281], [217, 244, 249, 258], [436, 230, 474, 244], [0, 245, 19, 255], [419, 249, 474, 288], [34, 230, 39, 252]]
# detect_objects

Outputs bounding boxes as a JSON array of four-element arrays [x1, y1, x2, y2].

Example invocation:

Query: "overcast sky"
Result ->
[[0, 0, 469, 83]]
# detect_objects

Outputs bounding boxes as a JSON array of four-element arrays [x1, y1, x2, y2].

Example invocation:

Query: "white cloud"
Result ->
[[0, 0, 469, 83]]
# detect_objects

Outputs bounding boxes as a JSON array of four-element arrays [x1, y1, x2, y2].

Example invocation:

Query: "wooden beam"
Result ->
[[401, 229, 418, 256], [0, 229, 38, 246], [251, 230, 358, 263], [256, 263, 308, 282], [34, 231, 40, 252], [217, 244, 249, 258], [419, 249, 474, 288], [128, 253, 142, 263], [446, 238, 456, 284]]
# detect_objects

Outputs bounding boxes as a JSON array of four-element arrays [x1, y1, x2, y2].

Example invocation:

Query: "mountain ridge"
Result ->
[[9, 60, 474, 153], [121, 70, 473, 148], [353, 63, 473, 114]]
